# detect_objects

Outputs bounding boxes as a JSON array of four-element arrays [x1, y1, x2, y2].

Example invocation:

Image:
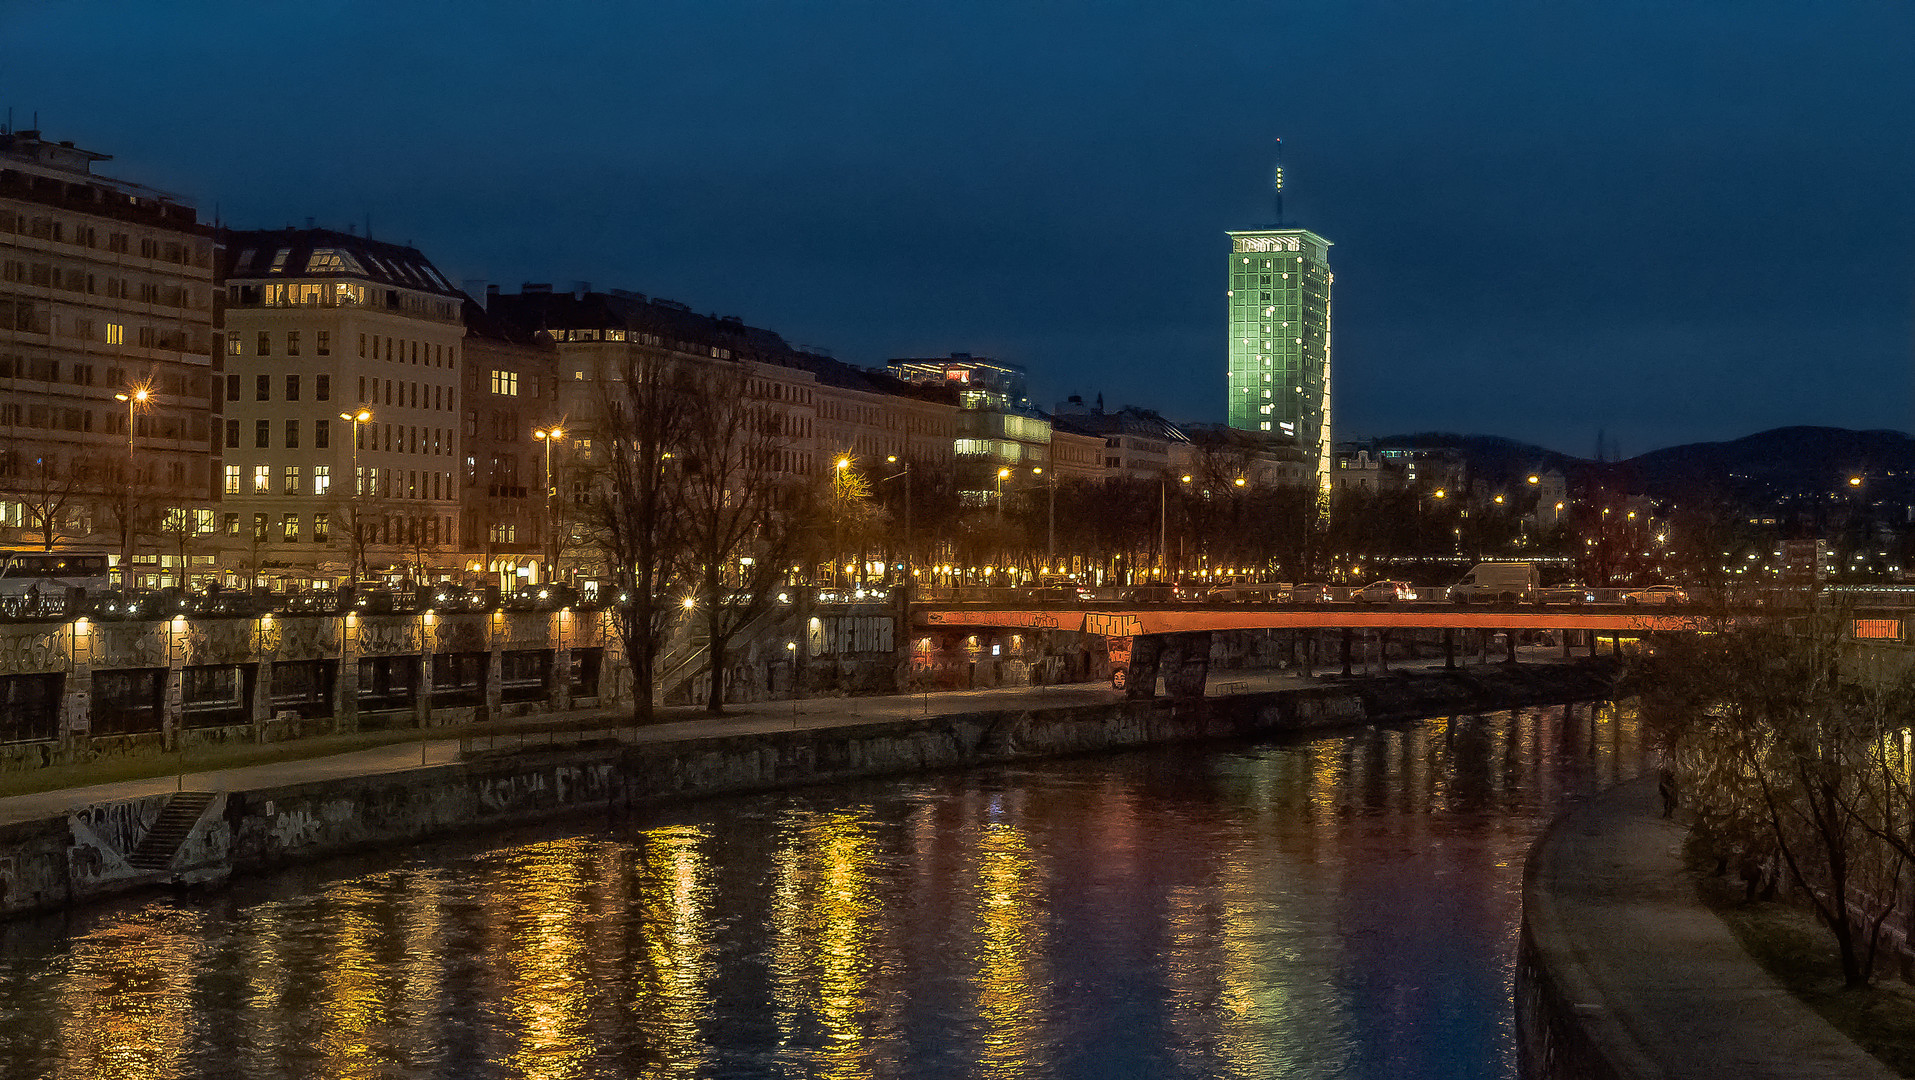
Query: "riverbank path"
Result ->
[[1526, 777, 1899, 1079], [0, 646, 1573, 827]]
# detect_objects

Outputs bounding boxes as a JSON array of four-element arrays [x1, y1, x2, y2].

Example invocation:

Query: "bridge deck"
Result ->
[[917, 605, 1707, 635]]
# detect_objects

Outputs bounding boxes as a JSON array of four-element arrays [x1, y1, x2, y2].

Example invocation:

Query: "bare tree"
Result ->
[[1639, 603, 1915, 987], [5, 448, 87, 552], [672, 362, 807, 714], [580, 349, 689, 723]]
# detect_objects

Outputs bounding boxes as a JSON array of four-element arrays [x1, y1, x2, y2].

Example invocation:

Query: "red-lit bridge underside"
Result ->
[[917, 607, 1704, 637]]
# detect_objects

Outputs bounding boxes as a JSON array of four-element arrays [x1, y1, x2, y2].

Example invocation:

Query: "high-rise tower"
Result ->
[[1226, 149, 1332, 485]]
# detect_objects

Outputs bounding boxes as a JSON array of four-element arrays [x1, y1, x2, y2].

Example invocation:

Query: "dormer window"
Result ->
[[267, 248, 291, 273], [306, 248, 366, 275]]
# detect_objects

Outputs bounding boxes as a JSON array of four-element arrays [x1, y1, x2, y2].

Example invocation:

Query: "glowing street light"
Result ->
[[112, 386, 153, 587], [340, 407, 373, 582], [533, 426, 565, 583]]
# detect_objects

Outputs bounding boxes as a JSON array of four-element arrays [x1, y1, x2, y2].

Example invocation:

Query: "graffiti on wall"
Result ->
[[433, 615, 488, 654], [268, 618, 339, 660], [96, 624, 166, 668], [0, 628, 66, 674], [355, 618, 419, 656], [476, 763, 612, 813], [181, 621, 255, 666], [497, 613, 551, 647]]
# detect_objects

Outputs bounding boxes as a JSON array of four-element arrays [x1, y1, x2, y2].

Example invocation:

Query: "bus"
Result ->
[[0, 550, 112, 600]]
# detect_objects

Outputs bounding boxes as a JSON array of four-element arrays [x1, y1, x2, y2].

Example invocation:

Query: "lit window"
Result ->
[[490, 369, 519, 396], [282, 513, 300, 542], [314, 513, 330, 543], [105, 323, 123, 345], [223, 464, 239, 494], [314, 465, 331, 496], [252, 465, 269, 493], [284, 465, 301, 494]]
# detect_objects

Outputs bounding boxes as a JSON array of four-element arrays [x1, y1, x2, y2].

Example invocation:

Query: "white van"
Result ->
[[1447, 562, 1539, 604]]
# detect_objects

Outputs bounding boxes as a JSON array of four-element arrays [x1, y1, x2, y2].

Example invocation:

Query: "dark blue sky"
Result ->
[[5, 1, 1911, 456]]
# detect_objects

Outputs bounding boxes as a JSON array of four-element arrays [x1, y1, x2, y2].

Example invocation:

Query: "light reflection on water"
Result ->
[[0, 702, 1641, 1080]]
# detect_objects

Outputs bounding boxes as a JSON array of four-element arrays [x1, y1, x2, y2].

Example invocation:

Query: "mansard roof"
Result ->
[[221, 227, 463, 297]]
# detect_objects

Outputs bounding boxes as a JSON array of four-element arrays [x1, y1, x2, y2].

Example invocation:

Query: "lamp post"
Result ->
[[340, 408, 372, 583], [1158, 474, 1192, 582], [1032, 465, 1055, 568], [112, 387, 151, 588], [884, 455, 911, 588], [833, 457, 853, 588], [534, 427, 565, 583]]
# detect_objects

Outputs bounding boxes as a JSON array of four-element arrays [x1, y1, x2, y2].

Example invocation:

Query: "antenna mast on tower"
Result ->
[[1273, 138, 1285, 226]]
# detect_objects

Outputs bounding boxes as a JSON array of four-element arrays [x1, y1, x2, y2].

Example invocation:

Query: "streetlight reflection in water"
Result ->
[[0, 702, 1642, 1079]]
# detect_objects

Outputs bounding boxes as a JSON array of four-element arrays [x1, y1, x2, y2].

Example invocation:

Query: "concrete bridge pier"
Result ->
[[1121, 632, 1212, 699], [1506, 629, 1519, 665], [1340, 628, 1354, 677], [1124, 634, 1163, 699], [1161, 631, 1212, 699], [1444, 628, 1456, 670]]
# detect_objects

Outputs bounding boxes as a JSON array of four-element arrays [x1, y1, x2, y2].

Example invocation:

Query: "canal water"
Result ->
[[0, 702, 1642, 1080]]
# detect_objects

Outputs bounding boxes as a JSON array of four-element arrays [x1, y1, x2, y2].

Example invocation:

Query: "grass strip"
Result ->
[[1691, 841, 1915, 1077]]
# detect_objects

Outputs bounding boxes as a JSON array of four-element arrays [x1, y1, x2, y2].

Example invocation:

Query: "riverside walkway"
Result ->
[[1523, 777, 1898, 1080], [0, 648, 1563, 828]]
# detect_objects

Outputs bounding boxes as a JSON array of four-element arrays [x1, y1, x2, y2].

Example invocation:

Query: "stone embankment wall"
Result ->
[[0, 661, 1617, 921]]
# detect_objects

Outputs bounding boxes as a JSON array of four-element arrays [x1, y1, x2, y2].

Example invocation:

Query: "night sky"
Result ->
[[4, 1, 1911, 457]]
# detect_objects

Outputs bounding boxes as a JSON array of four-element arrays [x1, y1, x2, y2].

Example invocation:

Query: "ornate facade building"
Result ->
[[217, 228, 466, 586]]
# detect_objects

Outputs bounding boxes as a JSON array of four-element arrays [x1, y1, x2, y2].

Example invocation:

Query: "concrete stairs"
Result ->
[[127, 791, 217, 871]]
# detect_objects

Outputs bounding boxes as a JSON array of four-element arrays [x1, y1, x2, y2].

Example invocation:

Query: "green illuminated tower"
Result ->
[[1226, 227, 1332, 485], [1226, 148, 1332, 486]]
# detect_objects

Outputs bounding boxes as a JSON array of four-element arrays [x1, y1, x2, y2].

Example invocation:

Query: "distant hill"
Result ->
[[1624, 426, 1915, 503], [1372, 432, 1589, 487], [1372, 426, 1915, 505]]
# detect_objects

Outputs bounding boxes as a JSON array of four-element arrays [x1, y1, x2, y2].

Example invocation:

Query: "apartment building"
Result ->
[[1047, 418, 1113, 482], [490, 283, 958, 475], [0, 130, 219, 585], [1050, 398, 1189, 481], [459, 298, 558, 583], [218, 228, 465, 586]]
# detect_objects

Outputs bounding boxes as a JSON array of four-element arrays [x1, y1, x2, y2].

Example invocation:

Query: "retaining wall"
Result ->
[[0, 660, 1617, 921]]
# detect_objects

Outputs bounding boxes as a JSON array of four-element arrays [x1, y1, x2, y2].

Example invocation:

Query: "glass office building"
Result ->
[[1225, 228, 1332, 486]]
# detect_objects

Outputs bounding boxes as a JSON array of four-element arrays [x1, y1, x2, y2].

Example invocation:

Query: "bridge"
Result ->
[[911, 590, 1765, 700]]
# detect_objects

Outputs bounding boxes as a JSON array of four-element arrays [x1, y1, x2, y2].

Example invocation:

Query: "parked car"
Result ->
[[1446, 561, 1539, 604], [1623, 584, 1689, 605], [1208, 583, 1292, 603], [1352, 579, 1415, 603], [1540, 585, 1593, 605]]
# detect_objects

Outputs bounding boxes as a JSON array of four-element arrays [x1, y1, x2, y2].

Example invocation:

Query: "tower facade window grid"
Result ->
[[1225, 228, 1332, 484]]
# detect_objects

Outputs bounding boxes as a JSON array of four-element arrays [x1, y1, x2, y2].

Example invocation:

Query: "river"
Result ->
[[0, 701, 1642, 1080]]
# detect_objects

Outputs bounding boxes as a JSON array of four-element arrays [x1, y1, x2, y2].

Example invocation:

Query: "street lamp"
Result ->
[[534, 427, 565, 583], [113, 387, 151, 588], [884, 455, 912, 588], [1159, 474, 1192, 582], [1032, 465, 1056, 567], [340, 408, 372, 583]]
